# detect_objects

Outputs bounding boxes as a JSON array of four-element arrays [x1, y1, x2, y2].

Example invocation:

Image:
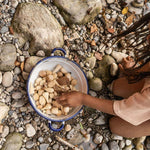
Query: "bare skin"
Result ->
[[56, 57, 150, 138]]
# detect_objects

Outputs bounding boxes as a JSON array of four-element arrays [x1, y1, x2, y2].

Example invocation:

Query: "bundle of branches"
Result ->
[[113, 12, 150, 83]]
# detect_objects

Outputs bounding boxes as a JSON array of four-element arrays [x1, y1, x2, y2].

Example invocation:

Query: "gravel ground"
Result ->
[[0, 0, 150, 150]]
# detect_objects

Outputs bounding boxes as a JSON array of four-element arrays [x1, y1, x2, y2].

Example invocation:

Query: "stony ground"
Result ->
[[0, 0, 150, 150]]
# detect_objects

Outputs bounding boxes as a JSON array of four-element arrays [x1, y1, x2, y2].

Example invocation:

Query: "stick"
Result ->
[[55, 135, 81, 150]]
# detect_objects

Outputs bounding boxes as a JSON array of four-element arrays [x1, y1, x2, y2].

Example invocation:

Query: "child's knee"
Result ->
[[109, 117, 118, 133]]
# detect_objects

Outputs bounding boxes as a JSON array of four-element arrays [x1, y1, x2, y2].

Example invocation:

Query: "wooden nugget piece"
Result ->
[[56, 76, 70, 85]]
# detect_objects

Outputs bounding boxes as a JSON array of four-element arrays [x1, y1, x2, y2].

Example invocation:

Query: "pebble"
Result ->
[[26, 124, 36, 137], [89, 90, 97, 97], [95, 115, 106, 125], [14, 67, 21, 75], [1, 125, 9, 138], [106, 0, 115, 4], [0, 124, 3, 133], [2, 72, 13, 87], [53, 143, 59, 149], [12, 92, 22, 99], [0, 71, 2, 84], [101, 143, 109, 150], [39, 144, 49, 150], [38, 137, 44, 143], [18, 56, 25, 62], [111, 134, 123, 141], [65, 124, 72, 132], [93, 133, 103, 144], [11, 0, 18, 8], [36, 50, 45, 57], [0, 26, 9, 34], [119, 140, 125, 149], [26, 140, 34, 149], [109, 141, 120, 150], [125, 139, 132, 146]]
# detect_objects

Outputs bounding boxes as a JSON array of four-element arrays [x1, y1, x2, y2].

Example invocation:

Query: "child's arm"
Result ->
[[56, 91, 116, 116]]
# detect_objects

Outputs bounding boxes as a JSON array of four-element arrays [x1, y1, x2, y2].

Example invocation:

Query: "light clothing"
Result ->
[[113, 78, 150, 126]]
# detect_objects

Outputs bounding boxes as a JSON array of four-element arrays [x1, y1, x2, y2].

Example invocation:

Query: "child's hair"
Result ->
[[113, 12, 150, 83]]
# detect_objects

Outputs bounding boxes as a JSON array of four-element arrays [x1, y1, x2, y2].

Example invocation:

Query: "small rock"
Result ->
[[65, 124, 71, 132], [53, 143, 59, 150], [119, 140, 125, 149], [106, 0, 115, 4], [93, 133, 103, 144], [123, 145, 133, 150], [0, 125, 3, 133], [1, 125, 9, 138], [0, 102, 9, 123], [109, 141, 119, 150], [101, 143, 109, 150], [0, 26, 9, 34], [125, 139, 132, 146], [111, 51, 128, 63], [2, 72, 13, 87], [11, 0, 18, 8], [89, 90, 97, 97], [85, 55, 96, 69], [14, 67, 21, 75], [26, 124, 36, 137], [39, 144, 49, 150], [0, 44, 17, 71], [38, 137, 44, 143], [12, 99, 27, 107], [26, 140, 34, 149], [22, 71, 29, 80], [18, 56, 25, 62], [12, 92, 22, 99], [24, 56, 44, 73], [86, 71, 94, 80], [89, 77, 102, 91], [94, 55, 116, 83], [111, 134, 123, 141], [0, 71, 2, 84], [110, 63, 118, 76], [36, 50, 46, 57], [95, 115, 106, 125]]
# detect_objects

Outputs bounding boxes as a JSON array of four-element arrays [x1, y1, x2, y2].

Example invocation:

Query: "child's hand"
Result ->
[[56, 91, 84, 107]]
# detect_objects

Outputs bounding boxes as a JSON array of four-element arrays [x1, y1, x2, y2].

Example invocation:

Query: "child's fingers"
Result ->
[[118, 64, 124, 72], [58, 100, 69, 106]]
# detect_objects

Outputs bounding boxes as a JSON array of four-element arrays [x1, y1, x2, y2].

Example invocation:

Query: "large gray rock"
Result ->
[[1, 133, 23, 150], [53, 0, 102, 24], [94, 55, 116, 84], [11, 3, 64, 55], [0, 44, 17, 71]]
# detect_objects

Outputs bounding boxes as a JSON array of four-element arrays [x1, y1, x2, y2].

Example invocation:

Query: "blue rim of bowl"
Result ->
[[27, 55, 89, 122]]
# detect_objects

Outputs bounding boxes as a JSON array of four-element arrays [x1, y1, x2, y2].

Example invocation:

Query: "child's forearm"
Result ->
[[82, 94, 116, 116]]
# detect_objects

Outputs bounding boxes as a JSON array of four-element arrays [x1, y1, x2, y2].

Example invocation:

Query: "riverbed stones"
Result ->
[[53, 0, 102, 24], [0, 44, 17, 71], [11, 3, 64, 55], [2, 72, 13, 87], [1, 132, 23, 150], [94, 55, 116, 83]]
